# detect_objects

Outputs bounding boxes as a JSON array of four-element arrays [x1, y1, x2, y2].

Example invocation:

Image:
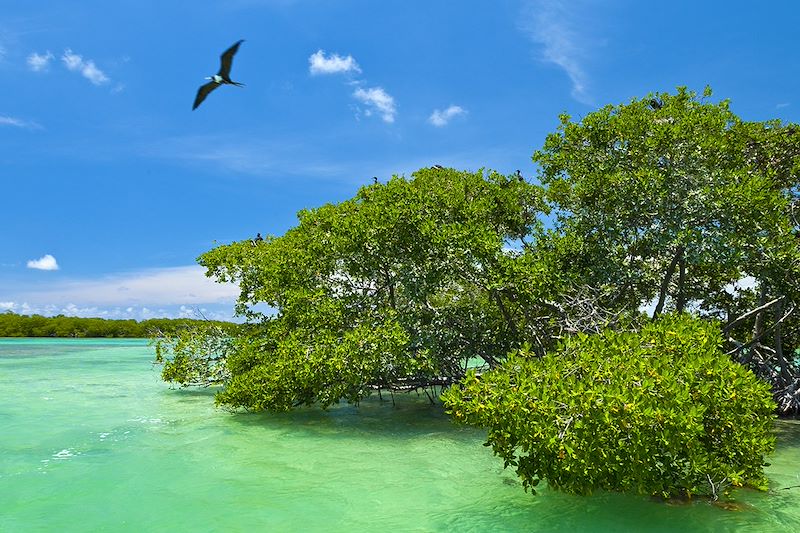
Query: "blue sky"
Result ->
[[2, 1, 799, 321]]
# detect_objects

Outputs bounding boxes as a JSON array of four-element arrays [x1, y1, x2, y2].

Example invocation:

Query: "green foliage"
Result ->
[[530, 86, 800, 412], [533, 87, 800, 316], [168, 168, 547, 410], [443, 314, 776, 498]]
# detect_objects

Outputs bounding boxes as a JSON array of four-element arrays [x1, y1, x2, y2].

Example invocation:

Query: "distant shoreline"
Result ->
[[0, 311, 233, 338]]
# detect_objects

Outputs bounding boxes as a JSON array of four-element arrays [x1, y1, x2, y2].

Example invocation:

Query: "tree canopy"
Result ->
[[534, 87, 799, 316], [158, 167, 549, 410], [532, 86, 800, 410], [154, 86, 799, 498]]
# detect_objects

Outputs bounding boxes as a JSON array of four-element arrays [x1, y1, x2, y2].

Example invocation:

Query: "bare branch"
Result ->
[[723, 295, 785, 335]]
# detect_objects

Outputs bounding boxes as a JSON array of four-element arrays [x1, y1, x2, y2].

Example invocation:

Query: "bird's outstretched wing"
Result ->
[[193, 81, 219, 110], [218, 39, 244, 79]]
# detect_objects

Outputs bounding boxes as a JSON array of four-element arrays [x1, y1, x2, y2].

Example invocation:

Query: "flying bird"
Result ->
[[193, 40, 245, 110]]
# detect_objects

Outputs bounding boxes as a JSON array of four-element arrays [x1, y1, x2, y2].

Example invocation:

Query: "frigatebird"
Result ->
[[193, 40, 245, 110]]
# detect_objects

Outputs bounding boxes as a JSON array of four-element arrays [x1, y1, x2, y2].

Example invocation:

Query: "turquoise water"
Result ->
[[3, 338, 800, 532]]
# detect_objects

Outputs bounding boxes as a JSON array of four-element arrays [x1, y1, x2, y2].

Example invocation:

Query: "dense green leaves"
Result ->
[[157, 167, 548, 410], [533, 87, 800, 317], [443, 314, 776, 498], [532, 87, 800, 411]]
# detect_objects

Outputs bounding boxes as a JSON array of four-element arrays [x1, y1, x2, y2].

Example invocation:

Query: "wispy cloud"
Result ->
[[150, 132, 526, 187], [27, 254, 59, 271], [353, 86, 396, 123], [429, 105, 466, 127], [309, 49, 361, 75], [149, 134, 352, 180], [520, 0, 593, 104], [27, 50, 54, 71], [61, 49, 109, 85], [15, 265, 237, 307], [0, 301, 236, 321], [0, 115, 41, 130], [776, 102, 791, 109]]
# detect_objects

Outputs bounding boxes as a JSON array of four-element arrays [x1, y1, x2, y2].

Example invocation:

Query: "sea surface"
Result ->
[[2, 338, 800, 532]]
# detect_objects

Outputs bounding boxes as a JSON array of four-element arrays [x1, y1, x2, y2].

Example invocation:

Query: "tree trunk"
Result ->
[[492, 289, 519, 341], [676, 253, 686, 313], [774, 298, 791, 385], [752, 283, 768, 342], [383, 266, 396, 310], [653, 245, 684, 319]]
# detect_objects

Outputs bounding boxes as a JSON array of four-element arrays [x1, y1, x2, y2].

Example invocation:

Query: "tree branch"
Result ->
[[653, 245, 684, 319], [723, 295, 785, 335]]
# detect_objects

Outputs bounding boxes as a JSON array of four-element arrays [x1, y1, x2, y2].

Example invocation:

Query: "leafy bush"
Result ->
[[442, 314, 776, 498]]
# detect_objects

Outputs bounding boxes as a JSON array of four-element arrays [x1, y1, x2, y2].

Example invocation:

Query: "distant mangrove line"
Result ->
[[0, 311, 234, 338]]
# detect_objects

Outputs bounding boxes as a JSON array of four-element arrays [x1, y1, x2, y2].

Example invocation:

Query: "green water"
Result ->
[[2, 339, 800, 532]]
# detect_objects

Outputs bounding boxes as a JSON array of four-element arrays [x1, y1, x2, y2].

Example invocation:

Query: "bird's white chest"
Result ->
[[212, 74, 224, 83]]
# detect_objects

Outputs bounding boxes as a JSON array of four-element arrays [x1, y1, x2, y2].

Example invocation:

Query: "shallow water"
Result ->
[[2, 338, 800, 532]]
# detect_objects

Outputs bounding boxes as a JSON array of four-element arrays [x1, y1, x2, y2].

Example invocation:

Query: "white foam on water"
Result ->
[[52, 448, 76, 459], [129, 416, 164, 425], [99, 432, 110, 440]]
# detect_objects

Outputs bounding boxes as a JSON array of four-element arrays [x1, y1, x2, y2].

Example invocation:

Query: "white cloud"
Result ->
[[27, 254, 59, 271], [353, 86, 396, 123], [0, 263, 242, 325], [61, 49, 82, 70], [19, 265, 237, 306], [520, 0, 592, 104], [0, 300, 236, 321], [308, 50, 397, 124], [309, 49, 361, 75], [0, 115, 41, 130], [429, 105, 466, 127], [61, 49, 109, 85], [27, 50, 54, 72]]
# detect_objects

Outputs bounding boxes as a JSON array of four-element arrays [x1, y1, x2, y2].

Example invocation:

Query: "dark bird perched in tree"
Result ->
[[193, 40, 245, 110], [515, 169, 524, 182], [649, 98, 663, 110], [373, 176, 378, 184], [432, 164, 444, 170], [252, 232, 263, 246]]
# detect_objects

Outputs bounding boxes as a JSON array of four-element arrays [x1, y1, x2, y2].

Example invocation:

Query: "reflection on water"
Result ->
[[2, 338, 800, 532]]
